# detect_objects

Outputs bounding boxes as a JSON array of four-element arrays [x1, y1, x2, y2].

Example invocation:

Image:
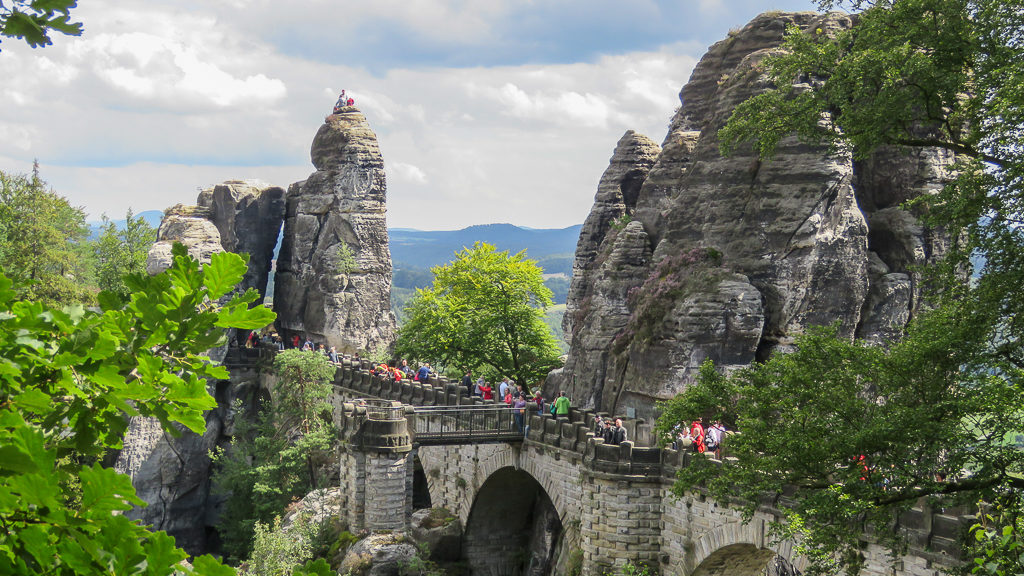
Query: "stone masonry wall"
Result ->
[[416, 443, 518, 524], [337, 446, 366, 533], [581, 472, 663, 573], [364, 453, 409, 531]]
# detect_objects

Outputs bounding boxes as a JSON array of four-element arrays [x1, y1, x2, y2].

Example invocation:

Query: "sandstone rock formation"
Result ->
[[198, 179, 286, 303], [410, 508, 463, 562], [340, 533, 419, 576], [550, 11, 951, 420], [274, 107, 397, 354], [123, 182, 284, 554], [145, 204, 223, 275], [116, 374, 260, 555]]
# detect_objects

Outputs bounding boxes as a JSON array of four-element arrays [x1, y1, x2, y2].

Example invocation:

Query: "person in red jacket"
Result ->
[[480, 382, 493, 400], [690, 419, 706, 453]]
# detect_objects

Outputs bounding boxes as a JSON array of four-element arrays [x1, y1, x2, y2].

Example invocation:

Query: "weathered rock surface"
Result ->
[[563, 131, 661, 340], [340, 533, 418, 576], [197, 179, 286, 303], [274, 108, 397, 354], [145, 204, 223, 275], [553, 11, 952, 419], [116, 376, 259, 555], [125, 183, 284, 555], [410, 508, 463, 562]]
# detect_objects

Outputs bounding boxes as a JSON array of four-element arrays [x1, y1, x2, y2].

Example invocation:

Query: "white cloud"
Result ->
[[390, 162, 428, 185], [69, 31, 286, 108], [0, 0, 819, 230]]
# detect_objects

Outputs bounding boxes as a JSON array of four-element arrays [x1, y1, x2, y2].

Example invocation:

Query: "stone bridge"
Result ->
[[254, 351, 966, 576]]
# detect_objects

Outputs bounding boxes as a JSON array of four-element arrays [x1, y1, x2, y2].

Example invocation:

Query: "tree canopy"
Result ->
[[0, 165, 93, 305], [92, 209, 157, 299], [0, 0, 82, 50], [0, 244, 275, 574], [395, 242, 562, 387], [659, 1, 1024, 575]]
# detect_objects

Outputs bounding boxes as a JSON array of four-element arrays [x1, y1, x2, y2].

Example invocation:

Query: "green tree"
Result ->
[[395, 242, 562, 386], [0, 165, 93, 305], [0, 0, 82, 50], [0, 243, 275, 575], [212, 350, 337, 563], [93, 208, 157, 299], [658, 311, 1024, 576], [659, 1, 1024, 575]]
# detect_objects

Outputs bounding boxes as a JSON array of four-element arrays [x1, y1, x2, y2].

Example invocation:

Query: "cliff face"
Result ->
[[198, 179, 286, 304], [551, 11, 951, 419], [273, 107, 397, 354], [129, 182, 283, 554]]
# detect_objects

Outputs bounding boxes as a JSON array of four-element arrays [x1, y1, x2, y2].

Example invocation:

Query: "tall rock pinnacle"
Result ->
[[274, 107, 397, 353]]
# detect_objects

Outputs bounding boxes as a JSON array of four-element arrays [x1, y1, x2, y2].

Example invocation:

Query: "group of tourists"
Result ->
[[459, 371, 544, 434], [593, 414, 628, 445], [333, 90, 355, 113], [372, 359, 433, 383], [671, 417, 727, 458]]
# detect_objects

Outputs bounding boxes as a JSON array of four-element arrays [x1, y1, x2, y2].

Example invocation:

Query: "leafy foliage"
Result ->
[[212, 350, 338, 563], [247, 514, 340, 576], [971, 510, 1024, 576], [660, 1, 1024, 574], [659, 310, 1024, 576], [246, 514, 334, 576], [0, 243, 275, 575], [334, 242, 356, 277], [395, 242, 562, 386], [0, 0, 82, 50]]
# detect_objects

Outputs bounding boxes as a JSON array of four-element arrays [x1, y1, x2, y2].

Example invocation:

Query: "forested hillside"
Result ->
[[389, 223, 581, 326]]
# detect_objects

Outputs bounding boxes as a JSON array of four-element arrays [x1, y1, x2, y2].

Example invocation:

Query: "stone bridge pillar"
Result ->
[[581, 440, 663, 575], [337, 400, 413, 533]]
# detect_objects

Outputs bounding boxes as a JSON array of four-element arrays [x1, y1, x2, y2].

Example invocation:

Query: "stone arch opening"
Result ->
[[463, 466, 562, 576], [411, 453, 432, 510], [692, 544, 792, 576]]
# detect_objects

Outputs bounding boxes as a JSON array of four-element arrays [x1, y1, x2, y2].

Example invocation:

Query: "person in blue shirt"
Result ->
[[416, 363, 431, 382]]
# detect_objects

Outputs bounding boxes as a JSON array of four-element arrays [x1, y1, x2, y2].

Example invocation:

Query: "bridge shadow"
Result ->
[[412, 454, 432, 510], [463, 467, 562, 576]]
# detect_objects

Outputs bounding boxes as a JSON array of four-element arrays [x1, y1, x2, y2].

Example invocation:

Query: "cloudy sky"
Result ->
[[0, 0, 820, 230]]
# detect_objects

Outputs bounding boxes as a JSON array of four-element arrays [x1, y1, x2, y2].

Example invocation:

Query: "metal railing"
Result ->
[[361, 399, 405, 421], [413, 405, 528, 445]]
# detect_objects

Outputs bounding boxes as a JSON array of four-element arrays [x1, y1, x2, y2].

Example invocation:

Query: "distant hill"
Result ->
[[87, 210, 164, 239], [389, 223, 581, 270], [389, 223, 582, 312]]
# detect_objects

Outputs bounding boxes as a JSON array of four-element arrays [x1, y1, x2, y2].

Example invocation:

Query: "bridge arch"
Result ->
[[462, 466, 562, 576], [688, 520, 803, 576]]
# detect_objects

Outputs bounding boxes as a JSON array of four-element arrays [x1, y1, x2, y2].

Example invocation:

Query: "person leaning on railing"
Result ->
[[513, 395, 528, 434]]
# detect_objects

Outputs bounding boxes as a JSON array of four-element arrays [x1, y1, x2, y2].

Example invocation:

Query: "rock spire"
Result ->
[[273, 107, 397, 354]]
